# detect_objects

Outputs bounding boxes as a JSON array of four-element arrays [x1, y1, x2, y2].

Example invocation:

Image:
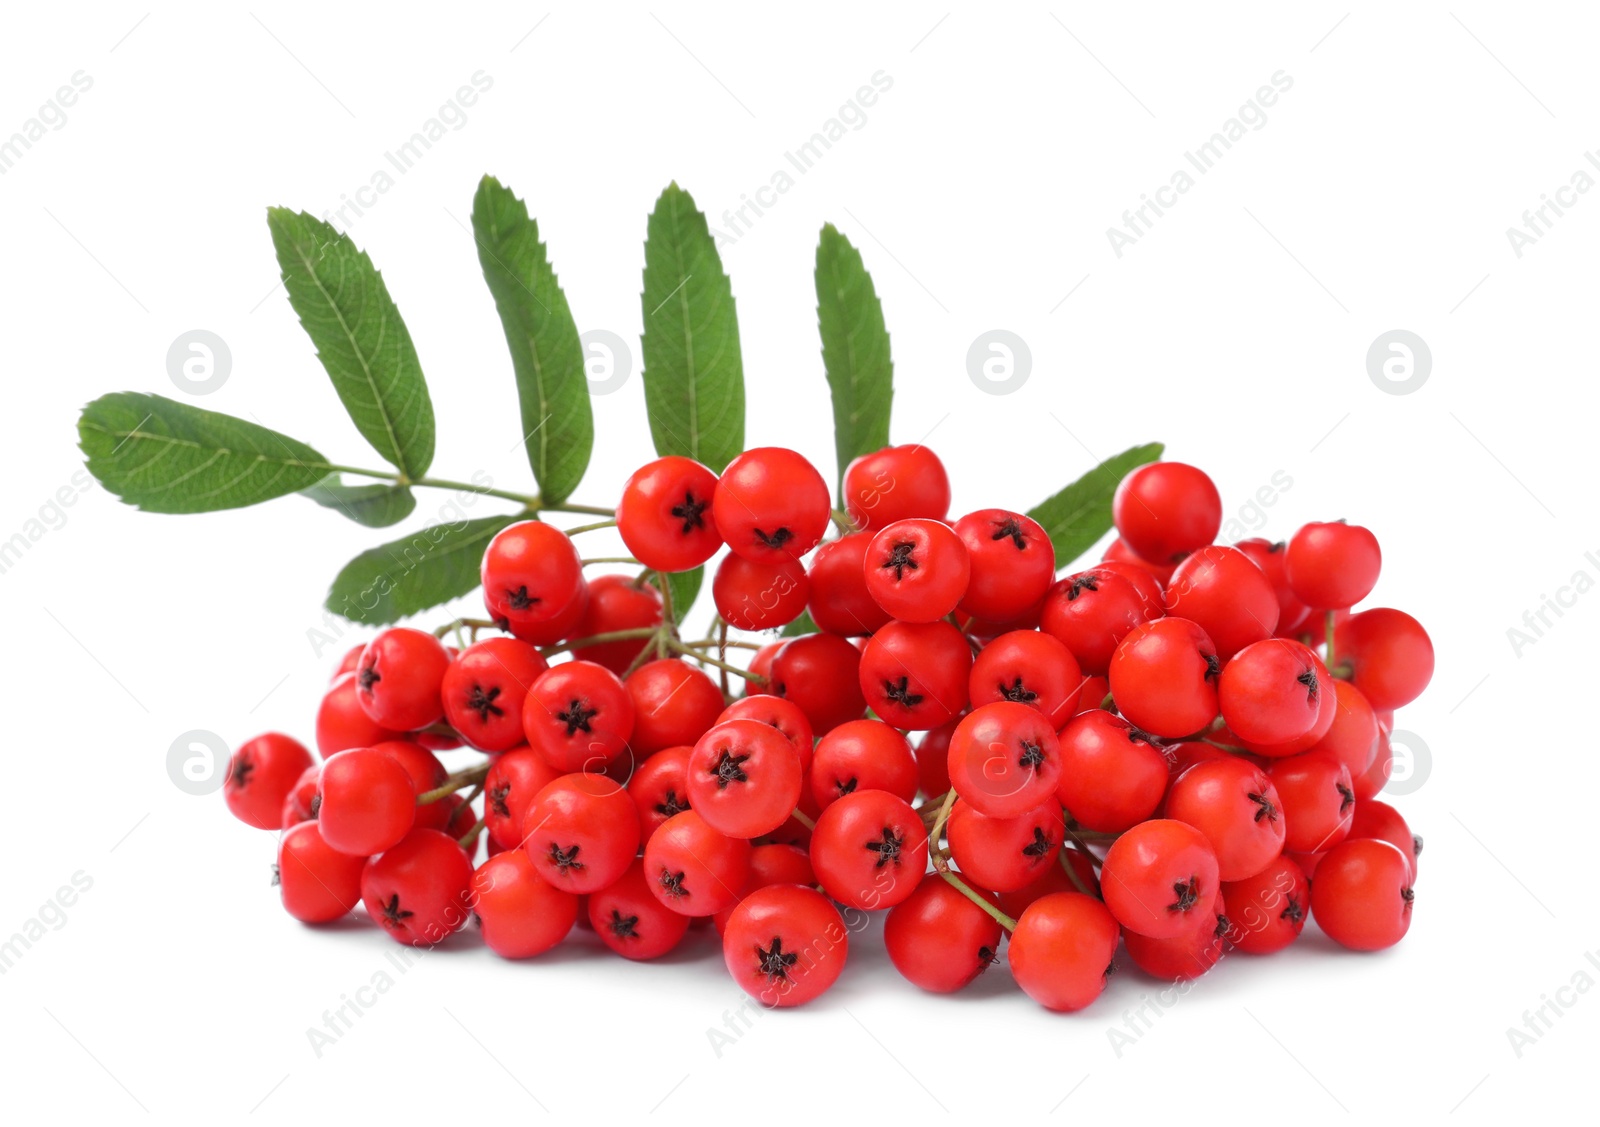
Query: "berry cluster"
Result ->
[[224, 449, 1432, 1012]]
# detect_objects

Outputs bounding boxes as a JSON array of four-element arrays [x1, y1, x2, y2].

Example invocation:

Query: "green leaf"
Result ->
[[650, 566, 704, 626], [267, 208, 435, 479], [781, 609, 818, 637], [325, 514, 519, 625], [1026, 443, 1165, 567], [815, 224, 893, 496], [300, 475, 416, 527], [470, 176, 593, 505], [78, 392, 336, 513], [640, 183, 744, 472]]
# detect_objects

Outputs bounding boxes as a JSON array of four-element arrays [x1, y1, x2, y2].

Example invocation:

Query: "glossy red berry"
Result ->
[[626, 659, 725, 756], [1311, 838, 1413, 950], [280, 764, 321, 828], [481, 520, 585, 632], [569, 574, 663, 674], [521, 773, 639, 894], [440, 637, 548, 752], [718, 695, 815, 778], [1165, 757, 1286, 881], [768, 632, 867, 733], [1109, 617, 1220, 739], [644, 809, 753, 917], [1054, 711, 1168, 833], [1100, 819, 1220, 939], [953, 509, 1055, 623], [967, 630, 1083, 729], [316, 672, 400, 757], [687, 719, 803, 839], [360, 828, 474, 946], [470, 849, 578, 958], [884, 873, 1003, 993], [617, 455, 723, 571], [998, 851, 1100, 919], [277, 821, 365, 923], [224, 733, 314, 830], [858, 620, 972, 731], [372, 740, 450, 831], [946, 701, 1062, 819], [316, 747, 416, 856], [1349, 798, 1421, 883], [1163, 545, 1279, 658], [805, 532, 893, 636], [810, 789, 928, 910], [626, 744, 693, 842], [712, 552, 809, 630], [1113, 462, 1222, 564], [1352, 726, 1394, 802], [1306, 679, 1379, 778], [1222, 854, 1310, 954], [1332, 608, 1434, 711], [1103, 536, 1180, 585], [863, 518, 970, 623], [810, 719, 917, 810], [483, 746, 560, 851], [1041, 568, 1157, 677], [1286, 521, 1382, 610], [522, 660, 635, 773], [500, 579, 589, 646], [1008, 892, 1121, 1012], [713, 447, 830, 563], [1122, 890, 1229, 981], [356, 627, 451, 732], [713, 844, 817, 933], [946, 799, 1063, 893], [590, 857, 692, 959], [1266, 751, 1355, 855], [1218, 639, 1326, 746], [722, 884, 849, 1007], [1235, 538, 1313, 638], [913, 717, 958, 800], [842, 444, 951, 532]]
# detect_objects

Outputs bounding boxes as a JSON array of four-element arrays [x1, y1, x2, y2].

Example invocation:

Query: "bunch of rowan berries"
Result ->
[[224, 446, 1431, 1012]]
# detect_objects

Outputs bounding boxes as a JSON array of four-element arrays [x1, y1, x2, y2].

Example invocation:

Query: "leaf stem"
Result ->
[[539, 626, 659, 658], [418, 762, 491, 805], [325, 464, 614, 516], [565, 519, 618, 536], [937, 869, 1017, 933], [669, 637, 760, 682], [830, 508, 860, 535]]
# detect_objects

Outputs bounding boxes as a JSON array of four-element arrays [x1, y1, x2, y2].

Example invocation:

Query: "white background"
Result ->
[[1, 2, 1592, 1122]]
